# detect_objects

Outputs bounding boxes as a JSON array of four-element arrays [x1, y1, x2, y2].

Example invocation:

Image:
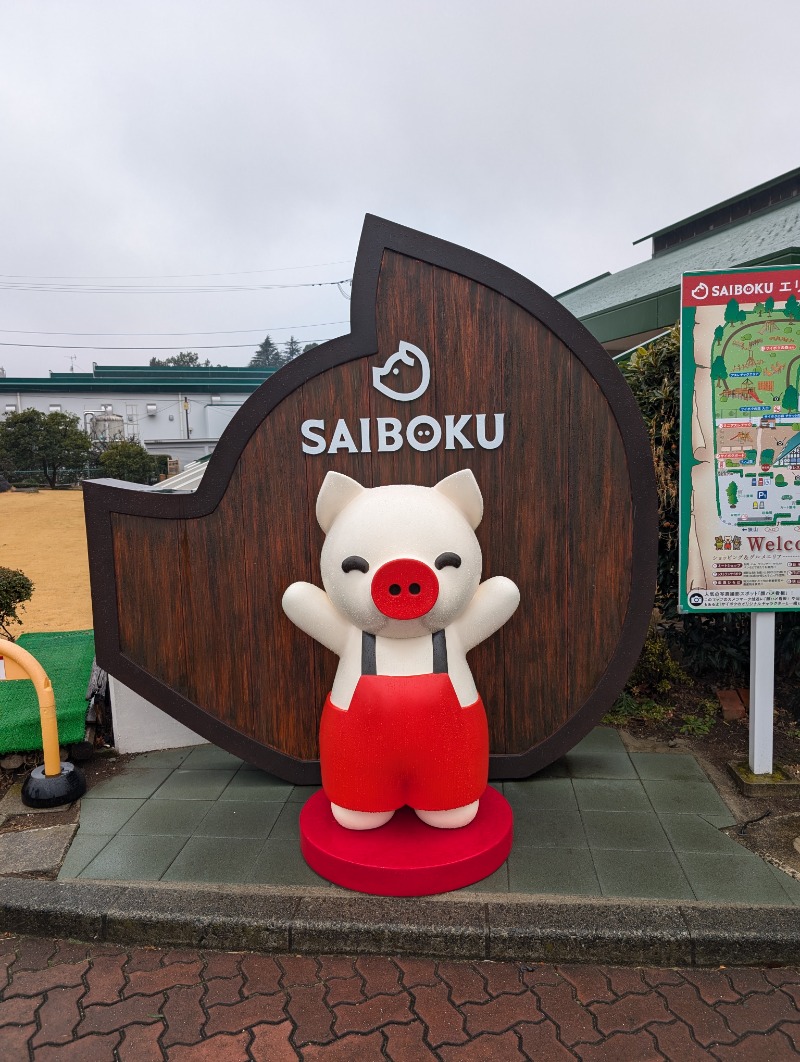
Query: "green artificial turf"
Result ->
[[0, 630, 94, 753]]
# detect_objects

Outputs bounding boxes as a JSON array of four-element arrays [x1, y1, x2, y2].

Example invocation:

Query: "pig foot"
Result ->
[[330, 803, 395, 830], [414, 801, 479, 829]]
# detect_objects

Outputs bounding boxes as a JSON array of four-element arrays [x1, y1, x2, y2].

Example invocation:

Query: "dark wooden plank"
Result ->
[[369, 251, 439, 487], [112, 515, 189, 697], [178, 465, 255, 738], [432, 269, 508, 752], [568, 368, 633, 712], [500, 319, 572, 752]]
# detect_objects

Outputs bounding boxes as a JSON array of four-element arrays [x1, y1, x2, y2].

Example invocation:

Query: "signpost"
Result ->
[[680, 266, 800, 772]]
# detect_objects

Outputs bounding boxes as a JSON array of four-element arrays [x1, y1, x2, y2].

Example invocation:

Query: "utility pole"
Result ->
[[183, 397, 191, 439]]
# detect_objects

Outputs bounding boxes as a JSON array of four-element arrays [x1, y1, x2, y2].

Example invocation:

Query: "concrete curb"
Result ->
[[2, 876, 799, 967]]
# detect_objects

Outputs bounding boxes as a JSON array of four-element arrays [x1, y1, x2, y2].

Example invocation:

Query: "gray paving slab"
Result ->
[[508, 846, 600, 896], [84, 768, 173, 799], [0, 824, 77, 875], [592, 848, 695, 900], [151, 768, 237, 801], [582, 810, 672, 851], [76, 797, 143, 834], [118, 798, 214, 836], [79, 834, 189, 881]]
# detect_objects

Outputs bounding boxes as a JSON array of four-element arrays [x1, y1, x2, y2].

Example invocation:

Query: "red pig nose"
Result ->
[[371, 558, 439, 620]]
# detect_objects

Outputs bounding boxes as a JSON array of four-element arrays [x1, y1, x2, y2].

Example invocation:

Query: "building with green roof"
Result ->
[[0, 363, 276, 469], [559, 168, 800, 355]]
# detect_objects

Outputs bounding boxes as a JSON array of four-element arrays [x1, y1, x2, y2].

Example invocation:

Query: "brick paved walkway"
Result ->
[[2, 933, 800, 1059]]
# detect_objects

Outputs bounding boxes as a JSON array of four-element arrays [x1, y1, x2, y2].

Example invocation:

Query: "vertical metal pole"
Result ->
[[749, 611, 775, 775]]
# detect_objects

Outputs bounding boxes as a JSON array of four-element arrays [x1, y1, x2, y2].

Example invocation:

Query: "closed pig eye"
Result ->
[[342, 555, 369, 574], [435, 552, 461, 570]]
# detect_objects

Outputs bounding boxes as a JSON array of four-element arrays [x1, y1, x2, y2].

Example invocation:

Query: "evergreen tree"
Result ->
[[149, 352, 211, 367], [250, 335, 283, 368], [283, 336, 303, 362]]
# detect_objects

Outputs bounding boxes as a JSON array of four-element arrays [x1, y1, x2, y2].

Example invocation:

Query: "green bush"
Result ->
[[98, 439, 157, 484], [0, 567, 34, 640]]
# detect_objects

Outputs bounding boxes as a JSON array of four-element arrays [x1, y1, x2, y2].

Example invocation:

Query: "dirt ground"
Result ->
[[0, 490, 93, 635]]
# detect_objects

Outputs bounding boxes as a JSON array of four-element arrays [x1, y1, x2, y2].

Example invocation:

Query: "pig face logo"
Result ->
[[371, 341, 431, 402], [317, 470, 483, 637]]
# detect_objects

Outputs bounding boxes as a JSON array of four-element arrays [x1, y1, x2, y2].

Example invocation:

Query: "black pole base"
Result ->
[[21, 762, 87, 808]]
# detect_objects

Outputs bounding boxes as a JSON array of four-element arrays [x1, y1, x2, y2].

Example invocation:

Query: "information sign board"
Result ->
[[680, 266, 800, 612]]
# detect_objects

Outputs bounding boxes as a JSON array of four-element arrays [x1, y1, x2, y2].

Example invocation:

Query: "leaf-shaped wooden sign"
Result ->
[[84, 216, 657, 783]]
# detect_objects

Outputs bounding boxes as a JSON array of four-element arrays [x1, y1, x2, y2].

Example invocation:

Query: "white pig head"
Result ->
[[317, 469, 484, 639]]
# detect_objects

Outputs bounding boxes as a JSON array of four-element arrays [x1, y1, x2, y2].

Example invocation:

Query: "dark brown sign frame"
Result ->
[[84, 215, 657, 783]]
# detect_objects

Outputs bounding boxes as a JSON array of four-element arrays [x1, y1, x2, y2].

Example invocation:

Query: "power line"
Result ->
[[0, 277, 352, 295], [0, 260, 353, 281], [0, 338, 341, 351], [0, 320, 349, 338]]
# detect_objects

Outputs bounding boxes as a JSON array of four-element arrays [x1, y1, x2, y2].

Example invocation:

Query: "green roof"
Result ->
[[0, 363, 277, 395], [559, 197, 800, 344]]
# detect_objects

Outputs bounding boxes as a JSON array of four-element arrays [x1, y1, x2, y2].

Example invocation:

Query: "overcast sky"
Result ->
[[1, 0, 796, 378]]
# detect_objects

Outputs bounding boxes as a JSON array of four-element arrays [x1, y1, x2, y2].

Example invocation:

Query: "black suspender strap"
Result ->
[[361, 631, 377, 675], [361, 630, 448, 675], [432, 630, 448, 674]]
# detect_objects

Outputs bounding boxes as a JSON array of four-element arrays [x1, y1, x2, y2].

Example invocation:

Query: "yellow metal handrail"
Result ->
[[0, 638, 61, 777]]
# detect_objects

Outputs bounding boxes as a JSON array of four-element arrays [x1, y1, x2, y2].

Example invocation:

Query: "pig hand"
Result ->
[[282, 582, 350, 657], [453, 576, 520, 651]]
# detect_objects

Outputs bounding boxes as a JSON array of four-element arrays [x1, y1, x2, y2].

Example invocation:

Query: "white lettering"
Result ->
[[407, 415, 442, 452], [328, 419, 358, 454], [377, 417, 403, 452], [445, 414, 474, 450], [359, 417, 371, 453], [476, 413, 504, 450], [301, 419, 326, 455]]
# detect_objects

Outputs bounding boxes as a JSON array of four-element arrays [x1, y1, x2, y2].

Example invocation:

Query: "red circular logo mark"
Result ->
[[371, 558, 439, 620]]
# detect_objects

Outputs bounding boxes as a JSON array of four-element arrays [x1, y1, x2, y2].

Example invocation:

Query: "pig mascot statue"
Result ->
[[282, 469, 520, 832]]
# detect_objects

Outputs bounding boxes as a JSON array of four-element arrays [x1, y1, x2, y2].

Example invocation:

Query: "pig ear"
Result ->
[[433, 469, 483, 529], [316, 471, 365, 532]]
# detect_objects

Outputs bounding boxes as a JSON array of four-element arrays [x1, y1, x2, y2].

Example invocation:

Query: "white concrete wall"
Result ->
[[109, 674, 208, 754]]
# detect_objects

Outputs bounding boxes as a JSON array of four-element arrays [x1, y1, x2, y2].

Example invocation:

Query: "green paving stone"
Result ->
[[83, 768, 173, 800], [565, 752, 638, 779], [288, 786, 322, 803], [194, 800, 282, 838], [769, 865, 800, 905], [77, 798, 144, 835], [151, 769, 237, 801], [119, 799, 214, 835], [582, 811, 671, 851], [459, 862, 509, 893], [513, 810, 588, 848], [592, 848, 695, 900], [508, 846, 600, 896], [179, 745, 244, 771], [642, 778, 732, 819], [504, 778, 577, 811], [248, 839, 330, 886], [219, 771, 293, 801], [658, 814, 742, 853], [268, 802, 302, 840], [630, 752, 708, 781], [531, 760, 569, 779], [572, 778, 651, 813], [127, 748, 193, 769], [79, 834, 188, 881], [58, 833, 112, 879], [162, 835, 260, 883], [676, 850, 793, 905], [571, 728, 626, 754], [699, 811, 738, 829]]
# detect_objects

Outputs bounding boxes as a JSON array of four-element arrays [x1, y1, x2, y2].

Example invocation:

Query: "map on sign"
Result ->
[[680, 267, 800, 612]]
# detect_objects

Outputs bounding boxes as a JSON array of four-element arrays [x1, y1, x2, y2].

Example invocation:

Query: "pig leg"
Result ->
[[414, 801, 479, 829], [330, 803, 395, 830]]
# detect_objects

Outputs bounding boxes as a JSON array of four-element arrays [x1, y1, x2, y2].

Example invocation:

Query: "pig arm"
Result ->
[[453, 576, 520, 652], [282, 582, 349, 657]]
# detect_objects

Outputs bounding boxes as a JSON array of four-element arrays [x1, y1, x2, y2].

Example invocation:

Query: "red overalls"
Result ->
[[319, 631, 489, 813]]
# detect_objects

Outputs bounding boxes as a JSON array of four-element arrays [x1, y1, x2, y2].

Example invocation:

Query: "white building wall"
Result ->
[[2, 389, 251, 469]]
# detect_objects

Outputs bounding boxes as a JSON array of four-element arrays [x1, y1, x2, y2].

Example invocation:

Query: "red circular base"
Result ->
[[299, 787, 513, 896]]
